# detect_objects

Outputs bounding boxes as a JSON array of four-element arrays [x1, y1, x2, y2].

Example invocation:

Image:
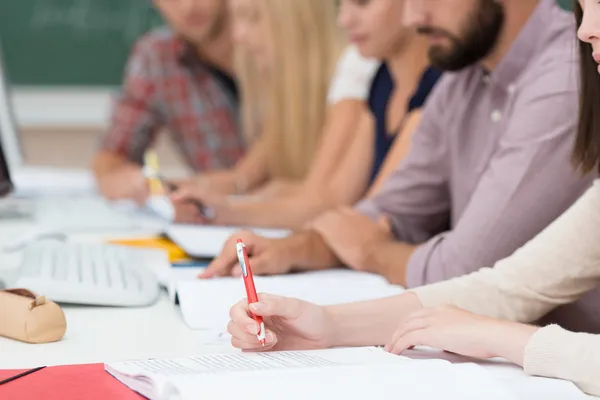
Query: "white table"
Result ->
[[0, 220, 591, 400]]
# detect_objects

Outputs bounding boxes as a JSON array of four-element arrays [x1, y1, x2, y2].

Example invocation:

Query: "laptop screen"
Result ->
[[0, 132, 13, 197]]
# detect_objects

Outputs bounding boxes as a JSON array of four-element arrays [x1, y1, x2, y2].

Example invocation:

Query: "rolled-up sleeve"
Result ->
[[327, 45, 379, 105], [404, 68, 592, 287]]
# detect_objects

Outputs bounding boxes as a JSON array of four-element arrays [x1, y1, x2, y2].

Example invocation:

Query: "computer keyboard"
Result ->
[[10, 240, 165, 307], [34, 197, 166, 232]]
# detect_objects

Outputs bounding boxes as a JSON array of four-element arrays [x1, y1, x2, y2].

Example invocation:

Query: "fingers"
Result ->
[[173, 202, 206, 225], [200, 235, 242, 278], [384, 308, 433, 353], [387, 330, 427, 355], [227, 297, 279, 350], [230, 331, 277, 351], [249, 294, 304, 319], [169, 186, 196, 204], [229, 298, 255, 327], [201, 232, 272, 278]]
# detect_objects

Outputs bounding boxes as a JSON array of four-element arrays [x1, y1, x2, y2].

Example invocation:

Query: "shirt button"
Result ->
[[491, 110, 502, 123], [507, 84, 516, 94], [482, 75, 491, 84]]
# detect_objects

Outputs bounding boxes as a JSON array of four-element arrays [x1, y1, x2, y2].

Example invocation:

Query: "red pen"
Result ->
[[236, 239, 266, 346]]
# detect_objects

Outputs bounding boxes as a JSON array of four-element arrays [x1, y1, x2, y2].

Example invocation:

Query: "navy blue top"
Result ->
[[368, 64, 442, 183]]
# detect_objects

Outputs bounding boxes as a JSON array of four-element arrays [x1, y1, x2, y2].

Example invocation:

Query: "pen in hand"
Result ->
[[236, 239, 266, 346], [162, 179, 216, 221]]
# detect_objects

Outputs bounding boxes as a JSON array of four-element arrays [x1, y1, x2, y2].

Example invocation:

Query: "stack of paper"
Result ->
[[171, 269, 404, 332], [105, 347, 517, 400], [165, 225, 291, 258]]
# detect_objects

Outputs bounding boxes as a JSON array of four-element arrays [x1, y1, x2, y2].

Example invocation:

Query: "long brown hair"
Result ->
[[573, 3, 600, 174]]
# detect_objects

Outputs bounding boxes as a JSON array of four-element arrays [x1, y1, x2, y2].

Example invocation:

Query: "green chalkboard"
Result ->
[[0, 0, 576, 87], [0, 0, 164, 86], [557, 0, 573, 11]]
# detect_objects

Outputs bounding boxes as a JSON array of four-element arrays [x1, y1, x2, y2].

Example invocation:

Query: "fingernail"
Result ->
[[246, 324, 258, 334], [266, 331, 275, 343], [249, 302, 265, 312]]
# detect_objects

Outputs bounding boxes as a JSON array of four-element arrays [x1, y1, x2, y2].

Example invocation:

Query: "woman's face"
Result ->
[[338, 0, 409, 59], [229, 0, 273, 71], [578, 0, 600, 74]]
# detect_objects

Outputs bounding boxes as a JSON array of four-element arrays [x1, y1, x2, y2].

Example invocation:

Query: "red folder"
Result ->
[[0, 364, 144, 400]]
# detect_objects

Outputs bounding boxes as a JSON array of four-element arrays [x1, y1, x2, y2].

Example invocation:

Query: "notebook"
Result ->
[[105, 347, 517, 400], [169, 269, 404, 332], [165, 225, 291, 258]]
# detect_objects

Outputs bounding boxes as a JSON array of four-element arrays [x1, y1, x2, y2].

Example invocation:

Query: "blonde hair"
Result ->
[[237, 0, 345, 180]]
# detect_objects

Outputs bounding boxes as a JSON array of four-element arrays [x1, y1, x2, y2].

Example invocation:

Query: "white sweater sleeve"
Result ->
[[327, 45, 379, 105], [524, 325, 600, 397]]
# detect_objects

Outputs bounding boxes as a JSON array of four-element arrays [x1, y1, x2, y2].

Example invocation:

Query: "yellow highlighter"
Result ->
[[108, 236, 189, 263], [144, 150, 164, 195]]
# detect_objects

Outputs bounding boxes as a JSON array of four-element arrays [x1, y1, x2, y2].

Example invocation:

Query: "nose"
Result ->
[[402, 0, 428, 27], [337, 3, 354, 30], [179, 0, 196, 12], [577, 6, 600, 44]]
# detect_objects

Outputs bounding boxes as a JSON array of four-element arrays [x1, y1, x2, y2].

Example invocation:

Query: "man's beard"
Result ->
[[417, 0, 505, 71]]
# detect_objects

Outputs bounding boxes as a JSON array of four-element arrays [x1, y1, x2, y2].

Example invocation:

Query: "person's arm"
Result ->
[[92, 35, 163, 202], [211, 109, 375, 229], [303, 101, 372, 191], [411, 180, 600, 320], [305, 46, 378, 189], [184, 134, 271, 196], [357, 67, 593, 288], [228, 135, 271, 193]]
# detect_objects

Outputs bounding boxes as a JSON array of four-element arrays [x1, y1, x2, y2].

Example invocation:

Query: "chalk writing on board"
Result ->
[[30, 0, 159, 42]]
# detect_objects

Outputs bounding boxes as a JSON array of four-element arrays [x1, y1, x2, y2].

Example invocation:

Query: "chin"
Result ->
[[354, 45, 378, 60], [180, 29, 211, 44]]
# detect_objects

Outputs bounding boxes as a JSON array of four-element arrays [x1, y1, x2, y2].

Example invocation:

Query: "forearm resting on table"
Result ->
[[223, 193, 337, 229], [327, 292, 423, 347], [289, 231, 340, 272], [366, 240, 417, 286], [92, 151, 138, 177]]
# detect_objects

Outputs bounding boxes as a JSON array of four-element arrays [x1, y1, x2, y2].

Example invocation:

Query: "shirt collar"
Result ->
[[487, 0, 556, 89], [174, 37, 202, 68]]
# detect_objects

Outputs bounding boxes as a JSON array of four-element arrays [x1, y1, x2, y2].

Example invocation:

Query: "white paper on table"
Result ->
[[11, 167, 97, 197], [174, 269, 404, 332], [165, 224, 291, 258], [105, 347, 517, 400]]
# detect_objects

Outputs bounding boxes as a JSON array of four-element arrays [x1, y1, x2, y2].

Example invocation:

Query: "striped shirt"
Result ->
[[357, 0, 594, 287], [100, 28, 244, 171]]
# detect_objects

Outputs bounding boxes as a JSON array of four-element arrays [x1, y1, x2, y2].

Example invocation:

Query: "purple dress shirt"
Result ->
[[357, 0, 595, 289]]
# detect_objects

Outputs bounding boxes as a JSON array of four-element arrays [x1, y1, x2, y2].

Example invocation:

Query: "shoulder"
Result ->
[[517, 5, 579, 96], [129, 27, 181, 62], [335, 45, 379, 76], [417, 70, 470, 115], [327, 45, 380, 104]]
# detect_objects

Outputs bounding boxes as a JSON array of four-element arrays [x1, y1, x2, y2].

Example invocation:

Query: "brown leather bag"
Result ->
[[0, 289, 66, 343]]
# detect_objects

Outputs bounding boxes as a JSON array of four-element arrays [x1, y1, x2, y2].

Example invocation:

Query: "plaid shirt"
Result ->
[[101, 28, 244, 171]]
